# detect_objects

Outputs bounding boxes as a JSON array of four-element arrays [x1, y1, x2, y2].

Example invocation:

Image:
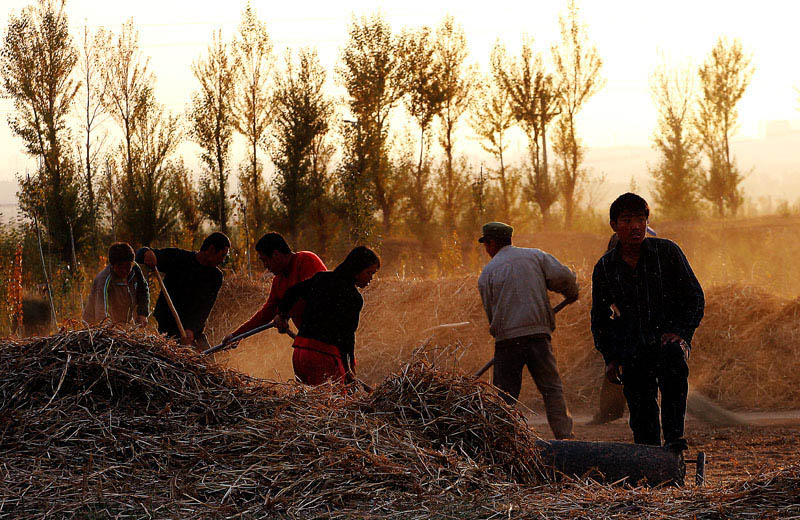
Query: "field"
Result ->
[[3, 216, 800, 517]]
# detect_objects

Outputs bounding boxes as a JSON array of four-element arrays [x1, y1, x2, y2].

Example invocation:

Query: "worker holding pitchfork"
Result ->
[[222, 232, 326, 346], [274, 246, 380, 388], [137, 232, 230, 351], [477, 222, 579, 439]]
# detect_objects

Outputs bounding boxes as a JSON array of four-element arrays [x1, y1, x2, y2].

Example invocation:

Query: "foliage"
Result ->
[[471, 49, 520, 226], [189, 30, 235, 233], [433, 16, 474, 235], [551, 0, 605, 228], [1, 0, 91, 261], [493, 39, 559, 226], [269, 48, 333, 244], [115, 93, 183, 246], [232, 4, 273, 236], [695, 36, 754, 217], [337, 13, 405, 239], [649, 58, 702, 220]]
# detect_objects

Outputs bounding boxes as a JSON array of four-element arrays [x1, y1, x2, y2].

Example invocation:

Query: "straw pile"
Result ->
[[3, 327, 800, 518], [0, 327, 545, 518]]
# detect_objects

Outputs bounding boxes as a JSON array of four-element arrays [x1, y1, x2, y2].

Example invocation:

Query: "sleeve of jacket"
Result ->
[[339, 291, 363, 370], [590, 259, 617, 365], [184, 271, 223, 335], [278, 275, 316, 316], [232, 285, 280, 336], [299, 252, 328, 275], [135, 247, 179, 274], [668, 242, 705, 342], [133, 263, 150, 318], [541, 252, 580, 299], [477, 269, 493, 325]]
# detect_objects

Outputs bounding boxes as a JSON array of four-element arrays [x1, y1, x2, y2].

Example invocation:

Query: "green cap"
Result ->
[[478, 222, 513, 243]]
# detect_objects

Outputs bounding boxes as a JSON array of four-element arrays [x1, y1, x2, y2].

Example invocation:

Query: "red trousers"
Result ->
[[292, 336, 346, 386]]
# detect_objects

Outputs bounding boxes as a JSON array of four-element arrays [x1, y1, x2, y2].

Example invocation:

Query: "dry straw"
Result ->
[[2, 327, 799, 518], [211, 274, 800, 412]]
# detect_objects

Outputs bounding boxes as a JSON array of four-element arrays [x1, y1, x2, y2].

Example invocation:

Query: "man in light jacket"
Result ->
[[477, 222, 579, 439], [83, 242, 149, 326]]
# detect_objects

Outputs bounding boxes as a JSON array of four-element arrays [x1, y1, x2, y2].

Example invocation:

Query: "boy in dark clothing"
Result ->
[[136, 232, 230, 350], [83, 242, 149, 326], [275, 246, 379, 387], [591, 193, 704, 452]]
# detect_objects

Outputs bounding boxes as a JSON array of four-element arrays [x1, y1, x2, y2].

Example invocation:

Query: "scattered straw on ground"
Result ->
[[2, 327, 800, 518]]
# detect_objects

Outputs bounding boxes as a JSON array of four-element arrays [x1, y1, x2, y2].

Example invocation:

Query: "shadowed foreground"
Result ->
[[1, 328, 799, 518]]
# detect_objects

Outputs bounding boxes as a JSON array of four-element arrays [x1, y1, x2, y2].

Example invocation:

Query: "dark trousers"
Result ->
[[493, 334, 573, 439], [622, 341, 689, 450]]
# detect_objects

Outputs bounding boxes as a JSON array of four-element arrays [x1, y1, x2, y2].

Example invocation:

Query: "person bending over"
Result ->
[[275, 246, 379, 387]]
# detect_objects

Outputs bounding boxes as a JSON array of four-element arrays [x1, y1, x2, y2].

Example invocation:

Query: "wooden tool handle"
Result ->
[[153, 267, 187, 342]]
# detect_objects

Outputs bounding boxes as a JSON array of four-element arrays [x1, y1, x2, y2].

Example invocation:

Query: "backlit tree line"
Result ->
[[1, 0, 754, 275]]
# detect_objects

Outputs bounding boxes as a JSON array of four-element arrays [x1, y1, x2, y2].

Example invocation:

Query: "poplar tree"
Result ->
[[189, 30, 235, 233], [695, 36, 753, 216], [551, 0, 604, 228], [337, 14, 405, 240], [470, 46, 519, 225], [270, 48, 333, 244], [649, 59, 702, 220], [232, 4, 273, 233], [433, 16, 474, 234], [494, 39, 559, 226], [1, 0, 89, 260]]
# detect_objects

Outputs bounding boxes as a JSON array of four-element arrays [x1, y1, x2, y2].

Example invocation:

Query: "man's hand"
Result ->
[[660, 332, 684, 347], [222, 333, 236, 345], [142, 249, 157, 269], [605, 361, 623, 385], [181, 329, 195, 346], [273, 314, 289, 333]]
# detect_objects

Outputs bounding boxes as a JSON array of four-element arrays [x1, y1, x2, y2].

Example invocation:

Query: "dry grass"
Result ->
[[3, 327, 800, 518], [207, 272, 800, 413], [0, 327, 546, 518]]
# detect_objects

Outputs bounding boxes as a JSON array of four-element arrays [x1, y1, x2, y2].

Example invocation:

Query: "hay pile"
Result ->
[[3, 328, 800, 519], [0, 327, 544, 518], [691, 283, 800, 409]]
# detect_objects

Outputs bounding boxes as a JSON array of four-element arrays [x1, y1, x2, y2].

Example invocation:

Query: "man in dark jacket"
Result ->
[[137, 232, 230, 350], [591, 193, 704, 452]]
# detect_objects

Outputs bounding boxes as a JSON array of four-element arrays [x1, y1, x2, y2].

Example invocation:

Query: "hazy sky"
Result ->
[[1, 0, 799, 183]]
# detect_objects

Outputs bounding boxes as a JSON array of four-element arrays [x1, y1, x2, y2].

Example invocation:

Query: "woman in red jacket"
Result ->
[[275, 246, 379, 387]]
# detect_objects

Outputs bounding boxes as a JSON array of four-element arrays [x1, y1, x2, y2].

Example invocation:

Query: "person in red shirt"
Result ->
[[223, 233, 327, 344]]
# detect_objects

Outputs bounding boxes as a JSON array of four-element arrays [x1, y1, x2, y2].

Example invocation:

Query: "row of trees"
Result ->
[[1, 0, 607, 269], [2, 0, 758, 275], [649, 37, 754, 220]]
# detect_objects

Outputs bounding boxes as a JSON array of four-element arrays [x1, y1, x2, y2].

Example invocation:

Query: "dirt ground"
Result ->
[[527, 412, 800, 486]]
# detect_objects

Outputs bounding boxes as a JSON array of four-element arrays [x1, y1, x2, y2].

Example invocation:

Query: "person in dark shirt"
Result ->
[[591, 193, 704, 452], [275, 246, 380, 387], [136, 232, 230, 350]]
